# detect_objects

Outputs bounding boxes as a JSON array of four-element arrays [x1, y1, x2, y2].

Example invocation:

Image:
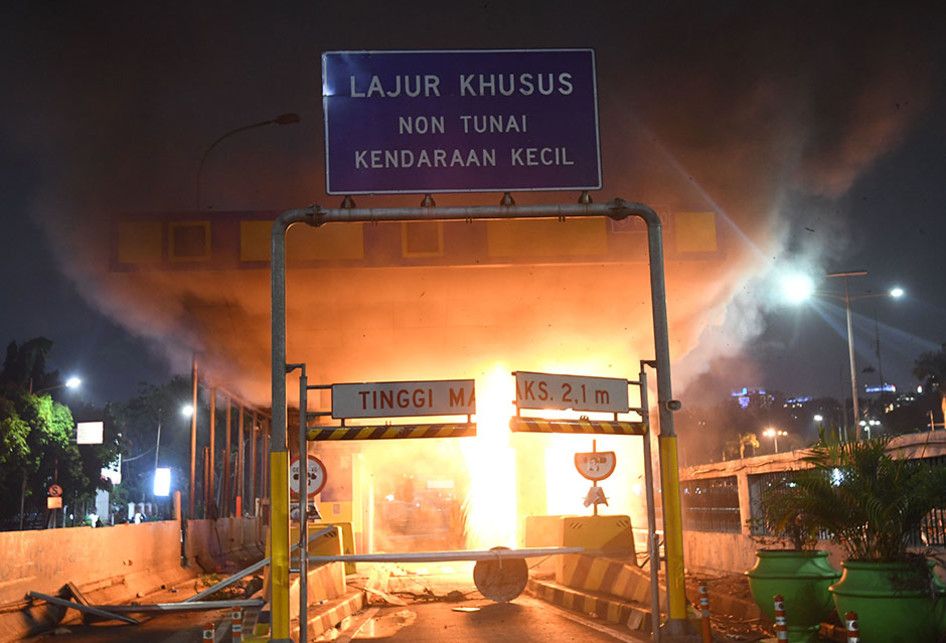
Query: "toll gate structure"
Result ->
[[269, 198, 689, 640]]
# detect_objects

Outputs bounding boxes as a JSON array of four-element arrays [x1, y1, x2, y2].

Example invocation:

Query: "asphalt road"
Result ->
[[27, 562, 643, 642], [335, 595, 643, 642]]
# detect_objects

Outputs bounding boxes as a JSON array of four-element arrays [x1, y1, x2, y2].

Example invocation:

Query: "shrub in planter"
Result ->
[[746, 481, 840, 643]]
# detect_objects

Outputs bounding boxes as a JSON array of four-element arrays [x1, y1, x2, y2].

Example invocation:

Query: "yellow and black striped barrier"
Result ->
[[306, 423, 476, 441], [509, 417, 646, 435]]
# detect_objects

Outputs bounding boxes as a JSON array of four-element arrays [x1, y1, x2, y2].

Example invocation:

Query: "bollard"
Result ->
[[203, 622, 215, 641], [698, 581, 712, 643], [845, 611, 859, 643], [773, 594, 788, 642], [231, 609, 243, 642]]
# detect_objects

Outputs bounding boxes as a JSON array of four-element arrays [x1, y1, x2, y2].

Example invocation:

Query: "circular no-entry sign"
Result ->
[[48, 484, 63, 497], [290, 456, 327, 498]]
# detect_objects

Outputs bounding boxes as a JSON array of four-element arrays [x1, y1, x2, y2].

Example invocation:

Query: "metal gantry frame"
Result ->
[[270, 198, 687, 641]]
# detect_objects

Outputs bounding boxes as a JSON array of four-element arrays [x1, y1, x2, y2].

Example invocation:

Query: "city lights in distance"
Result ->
[[780, 273, 814, 304]]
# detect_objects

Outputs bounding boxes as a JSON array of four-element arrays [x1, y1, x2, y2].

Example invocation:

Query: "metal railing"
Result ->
[[681, 476, 741, 533]]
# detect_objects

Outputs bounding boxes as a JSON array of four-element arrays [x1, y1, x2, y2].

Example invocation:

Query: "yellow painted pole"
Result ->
[[270, 450, 290, 639], [659, 435, 687, 621]]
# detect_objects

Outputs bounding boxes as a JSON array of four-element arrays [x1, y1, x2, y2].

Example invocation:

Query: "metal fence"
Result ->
[[918, 456, 946, 547], [747, 470, 798, 537], [680, 476, 741, 533]]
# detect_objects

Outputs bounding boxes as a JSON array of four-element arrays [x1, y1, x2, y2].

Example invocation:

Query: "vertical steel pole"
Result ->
[[636, 203, 688, 634], [639, 367, 661, 642], [249, 412, 258, 511], [262, 425, 270, 502], [208, 387, 217, 518], [203, 447, 210, 515], [224, 396, 232, 517], [298, 366, 308, 643], [189, 355, 198, 518], [271, 212, 308, 641], [237, 404, 245, 516], [844, 280, 861, 440]]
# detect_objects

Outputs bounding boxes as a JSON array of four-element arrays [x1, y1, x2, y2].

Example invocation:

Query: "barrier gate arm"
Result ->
[[270, 198, 686, 641]]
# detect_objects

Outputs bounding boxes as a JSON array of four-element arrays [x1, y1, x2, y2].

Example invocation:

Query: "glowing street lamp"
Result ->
[[32, 375, 82, 395], [153, 403, 195, 497], [813, 414, 824, 423], [763, 427, 788, 453], [196, 112, 301, 209], [782, 269, 905, 441], [780, 273, 815, 305]]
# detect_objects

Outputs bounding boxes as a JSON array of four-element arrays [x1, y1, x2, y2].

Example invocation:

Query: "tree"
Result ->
[[110, 377, 193, 510], [2, 337, 57, 393], [0, 338, 117, 529]]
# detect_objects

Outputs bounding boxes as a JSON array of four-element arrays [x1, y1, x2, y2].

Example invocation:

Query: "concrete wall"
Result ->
[[185, 516, 263, 570], [0, 521, 185, 606], [0, 517, 261, 606], [683, 529, 850, 575]]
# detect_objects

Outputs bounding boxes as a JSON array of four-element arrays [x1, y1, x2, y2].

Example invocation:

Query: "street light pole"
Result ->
[[828, 271, 867, 441], [196, 113, 300, 210], [154, 417, 162, 472], [763, 427, 788, 453], [843, 279, 861, 440]]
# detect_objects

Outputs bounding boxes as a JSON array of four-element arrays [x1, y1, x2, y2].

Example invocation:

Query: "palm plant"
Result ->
[[787, 437, 946, 561], [756, 481, 822, 550]]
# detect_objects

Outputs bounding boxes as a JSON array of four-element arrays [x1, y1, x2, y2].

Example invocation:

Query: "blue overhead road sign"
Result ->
[[322, 49, 601, 195]]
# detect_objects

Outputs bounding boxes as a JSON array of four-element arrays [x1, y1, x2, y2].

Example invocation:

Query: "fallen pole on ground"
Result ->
[[185, 558, 270, 603], [96, 599, 264, 613], [26, 591, 139, 625], [308, 546, 590, 564], [185, 525, 336, 603]]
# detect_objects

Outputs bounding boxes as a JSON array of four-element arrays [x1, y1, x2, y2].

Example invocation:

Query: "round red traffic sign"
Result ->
[[290, 456, 327, 498], [48, 484, 63, 497], [574, 451, 617, 482]]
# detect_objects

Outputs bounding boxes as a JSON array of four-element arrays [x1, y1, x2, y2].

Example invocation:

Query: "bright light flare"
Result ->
[[463, 366, 517, 549], [780, 273, 814, 304], [65, 376, 82, 389], [889, 286, 905, 299], [181, 404, 194, 417], [813, 414, 824, 422], [153, 467, 171, 496]]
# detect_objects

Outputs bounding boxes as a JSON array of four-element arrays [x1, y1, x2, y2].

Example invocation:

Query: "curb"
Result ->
[[527, 578, 653, 630], [558, 554, 664, 610], [247, 589, 365, 641]]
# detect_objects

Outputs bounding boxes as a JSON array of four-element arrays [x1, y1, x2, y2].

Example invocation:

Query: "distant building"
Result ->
[[730, 387, 778, 410]]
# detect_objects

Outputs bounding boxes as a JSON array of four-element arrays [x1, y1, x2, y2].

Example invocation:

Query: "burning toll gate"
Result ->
[[287, 197, 686, 638], [99, 197, 731, 638]]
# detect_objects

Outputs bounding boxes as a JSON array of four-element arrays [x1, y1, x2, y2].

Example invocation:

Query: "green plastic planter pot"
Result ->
[[829, 560, 946, 643], [746, 550, 840, 643]]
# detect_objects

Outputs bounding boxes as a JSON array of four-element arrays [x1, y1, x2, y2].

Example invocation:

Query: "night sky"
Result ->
[[1, 2, 944, 408]]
